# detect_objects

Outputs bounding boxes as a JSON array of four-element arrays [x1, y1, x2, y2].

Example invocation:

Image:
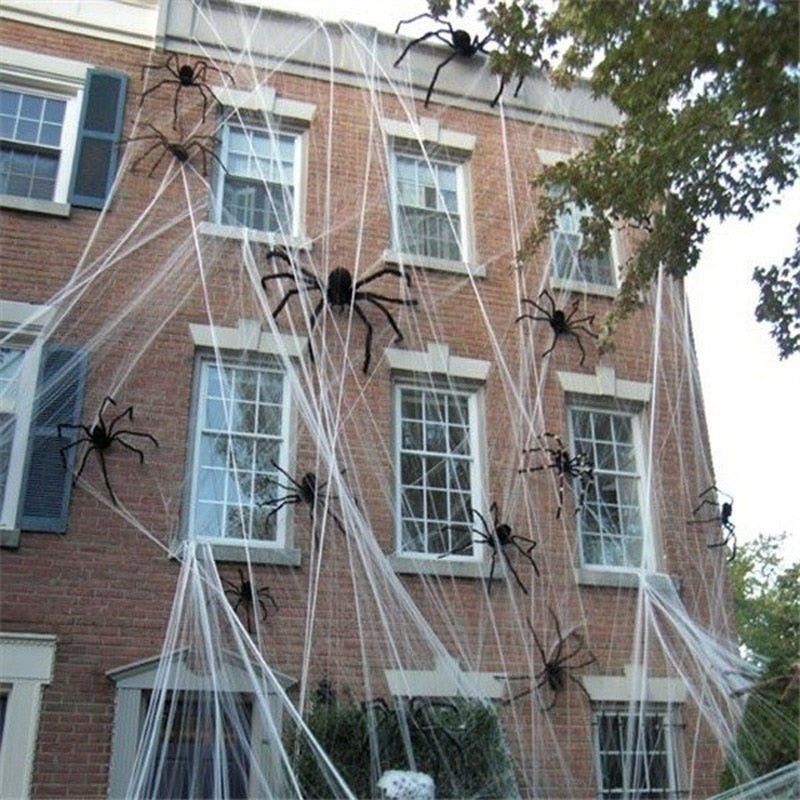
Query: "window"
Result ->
[[1, 48, 127, 213], [213, 122, 301, 235], [593, 704, 683, 799], [383, 117, 476, 274], [0, 633, 56, 799], [107, 650, 295, 799], [395, 383, 480, 557], [551, 200, 615, 288], [392, 150, 466, 262], [570, 406, 646, 569], [187, 358, 289, 547]]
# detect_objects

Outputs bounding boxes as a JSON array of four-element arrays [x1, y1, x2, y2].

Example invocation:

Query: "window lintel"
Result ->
[[383, 116, 475, 153], [583, 663, 687, 704], [386, 342, 489, 382], [558, 365, 651, 403], [189, 318, 307, 358], [216, 86, 315, 122]]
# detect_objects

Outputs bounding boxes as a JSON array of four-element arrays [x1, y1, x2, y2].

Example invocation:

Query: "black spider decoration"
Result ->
[[439, 502, 539, 594], [140, 53, 234, 126], [221, 567, 278, 634], [516, 290, 598, 365], [57, 395, 159, 506], [689, 485, 736, 561], [123, 123, 225, 177], [261, 248, 417, 373], [519, 432, 594, 518], [507, 608, 596, 711], [394, 13, 494, 107], [261, 460, 346, 537]]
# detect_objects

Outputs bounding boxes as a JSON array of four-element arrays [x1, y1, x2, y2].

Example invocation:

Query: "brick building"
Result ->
[[0, 1, 743, 797]]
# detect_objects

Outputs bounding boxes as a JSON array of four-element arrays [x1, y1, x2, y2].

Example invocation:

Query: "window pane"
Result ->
[[192, 362, 285, 543], [552, 200, 614, 286], [397, 386, 476, 556]]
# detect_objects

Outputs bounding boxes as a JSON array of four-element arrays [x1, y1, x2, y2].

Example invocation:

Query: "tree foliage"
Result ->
[[723, 534, 799, 786], [428, 0, 799, 355]]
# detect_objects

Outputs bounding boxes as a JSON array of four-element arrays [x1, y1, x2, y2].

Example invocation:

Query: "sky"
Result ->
[[261, 0, 799, 564]]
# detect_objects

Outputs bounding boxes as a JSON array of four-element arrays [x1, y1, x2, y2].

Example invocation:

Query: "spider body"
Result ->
[[140, 54, 234, 125], [57, 396, 158, 505], [261, 248, 417, 373], [124, 123, 224, 176], [439, 502, 538, 594], [221, 567, 277, 634], [689, 485, 736, 561], [262, 461, 346, 536], [508, 608, 596, 710], [519, 433, 593, 518], [394, 13, 493, 107], [516, 290, 598, 365]]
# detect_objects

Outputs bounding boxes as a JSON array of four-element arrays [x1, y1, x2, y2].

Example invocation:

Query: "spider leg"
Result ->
[[425, 49, 460, 107], [97, 449, 118, 505], [139, 78, 177, 105], [571, 332, 588, 366], [511, 537, 539, 576], [690, 498, 719, 517], [262, 495, 302, 519], [110, 437, 148, 464], [128, 140, 164, 174], [541, 331, 559, 359], [114, 430, 159, 448], [72, 442, 97, 481], [147, 147, 170, 178], [351, 302, 374, 373], [527, 617, 550, 665], [490, 73, 508, 107], [268, 461, 303, 491], [486, 549, 498, 593], [566, 671, 594, 704], [105, 405, 134, 434], [361, 294, 415, 345], [500, 546, 529, 595], [393, 28, 442, 67], [269, 287, 302, 319], [58, 430, 91, 469]]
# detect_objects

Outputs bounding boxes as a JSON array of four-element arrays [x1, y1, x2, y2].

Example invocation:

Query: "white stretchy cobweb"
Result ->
[[9, 1, 793, 798]]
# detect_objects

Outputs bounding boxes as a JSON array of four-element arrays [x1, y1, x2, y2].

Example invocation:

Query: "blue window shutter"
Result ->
[[69, 69, 128, 209], [19, 345, 88, 532]]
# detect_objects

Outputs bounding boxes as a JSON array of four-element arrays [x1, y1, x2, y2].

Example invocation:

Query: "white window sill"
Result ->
[[390, 553, 492, 580], [383, 249, 485, 278], [198, 221, 312, 251], [0, 194, 70, 217], [550, 275, 617, 298], [575, 566, 678, 591], [183, 539, 302, 566]]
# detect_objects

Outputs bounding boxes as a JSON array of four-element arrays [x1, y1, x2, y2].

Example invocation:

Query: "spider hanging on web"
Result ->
[[688, 484, 736, 561], [519, 432, 594, 518], [261, 460, 347, 537], [123, 123, 224, 177], [261, 248, 417, 374], [505, 607, 596, 711], [516, 290, 598, 365], [58, 396, 159, 506], [140, 53, 234, 126], [221, 567, 278, 634], [438, 502, 539, 595]]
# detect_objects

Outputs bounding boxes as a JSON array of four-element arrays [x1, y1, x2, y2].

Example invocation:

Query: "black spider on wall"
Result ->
[[439, 502, 539, 594], [689, 484, 736, 561], [123, 123, 224, 176], [221, 567, 278, 634], [58, 396, 158, 505], [516, 290, 598, 365], [261, 248, 417, 373]]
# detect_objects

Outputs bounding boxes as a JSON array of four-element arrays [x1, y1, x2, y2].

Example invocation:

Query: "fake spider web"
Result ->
[[9, 2, 795, 798]]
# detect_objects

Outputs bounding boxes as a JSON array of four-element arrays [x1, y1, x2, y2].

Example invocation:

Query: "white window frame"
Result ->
[[0, 47, 89, 216], [0, 300, 53, 542], [383, 117, 480, 277], [201, 86, 314, 249], [568, 404, 649, 571], [557, 366, 661, 586], [0, 632, 57, 800], [387, 343, 490, 578], [106, 649, 294, 800], [185, 319, 305, 566]]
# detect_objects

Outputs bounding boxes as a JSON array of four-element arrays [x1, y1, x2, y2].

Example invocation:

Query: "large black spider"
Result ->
[[261, 460, 346, 537], [439, 502, 538, 595], [140, 53, 234, 126], [519, 432, 594, 518], [221, 567, 278, 634], [57, 396, 159, 506], [124, 123, 225, 177], [394, 13, 494, 107], [516, 290, 598, 365], [689, 484, 736, 562], [261, 248, 417, 374], [507, 608, 596, 711]]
